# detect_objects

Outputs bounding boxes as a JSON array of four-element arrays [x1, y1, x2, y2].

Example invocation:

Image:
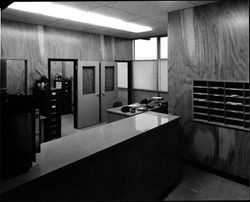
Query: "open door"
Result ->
[[100, 62, 118, 122], [76, 61, 100, 128]]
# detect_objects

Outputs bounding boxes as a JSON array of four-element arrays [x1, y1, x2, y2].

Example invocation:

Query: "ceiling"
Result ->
[[1, 1, 217, 39]]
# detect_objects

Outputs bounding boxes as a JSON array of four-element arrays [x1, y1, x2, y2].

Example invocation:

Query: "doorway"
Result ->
[[116, 60, 132, 104], [76, 61, 118, 128], [48, 59, 118, 135], [48, 58, 78, 137]]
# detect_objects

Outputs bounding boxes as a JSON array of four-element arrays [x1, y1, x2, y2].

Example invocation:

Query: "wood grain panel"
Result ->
[[102, 35, 114, 61], [44, 26, 102, 61], [115, 38, 133, 60], [6, 60, 26, 94], [168, 0, 249, 179], [1, 20, 132, 94]]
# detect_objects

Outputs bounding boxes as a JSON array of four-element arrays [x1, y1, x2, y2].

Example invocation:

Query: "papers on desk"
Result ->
[[151, 96, 163, 100], [137, 107, 147, 111], [128, 103, 141, 108]]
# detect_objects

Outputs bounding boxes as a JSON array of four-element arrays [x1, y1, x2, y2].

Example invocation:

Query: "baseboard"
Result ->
[[181, 158, 249, 186]]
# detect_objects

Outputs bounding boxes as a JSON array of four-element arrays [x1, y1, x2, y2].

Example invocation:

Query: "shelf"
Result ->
[[209, 94, 224, 96], [225, 102, 243, 106], [194, 106, 207, 109], [209, 100, 224, 104], [225, 95, 244, 98], [225, 88, 243, 91], [194, 86, 207, 88], [208, 87, 224, 89], [193, 98, 207, 101], [193, 80, 249, 130], [193, 112, 208, 116], [194, 92, 208, 95], [225, 117, 244, 122], [209, 114, 224, 119], [226, 109, 244, 113], [208, 107, 224, 111]]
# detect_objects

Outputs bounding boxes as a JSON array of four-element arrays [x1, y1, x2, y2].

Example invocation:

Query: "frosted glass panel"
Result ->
[[117, 62, 128, 88], [82, 66, 95, 94], [105, 66, 114, 91], [133, 61, 157, 90], [158, 60, 168, 92], [160, 37, 168, 59], [134, 37, 157, 60]]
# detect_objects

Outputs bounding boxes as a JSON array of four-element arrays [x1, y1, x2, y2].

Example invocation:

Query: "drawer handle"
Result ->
[[51, 105, 56, 109], [65, 90, 68, 92], [50, 112, 57, 115], [51, 131, 57, 135], [52, 92, 56, 95], [51, 118, 57, 122], [51, 99, 56, 102]]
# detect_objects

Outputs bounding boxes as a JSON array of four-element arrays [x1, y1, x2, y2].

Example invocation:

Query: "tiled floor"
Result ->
[[163, 164, 249, 201]]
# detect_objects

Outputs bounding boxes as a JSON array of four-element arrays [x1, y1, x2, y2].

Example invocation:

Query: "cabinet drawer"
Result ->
[[49, 111, 58, 116], [49, 123, 58, 129], [50, 91, 58, 97], [48, 116, 58, 124], [49, 98, 57, 104], [49, 104, 58, 110], [63, 89, 70, 93], [49, 129, 57, 137]]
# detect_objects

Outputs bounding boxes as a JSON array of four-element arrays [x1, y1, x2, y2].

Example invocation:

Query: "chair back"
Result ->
[[113, 100, 123, 108]]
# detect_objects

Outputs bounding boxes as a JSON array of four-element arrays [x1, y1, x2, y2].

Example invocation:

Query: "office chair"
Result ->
[[112, 100, 123, 108]]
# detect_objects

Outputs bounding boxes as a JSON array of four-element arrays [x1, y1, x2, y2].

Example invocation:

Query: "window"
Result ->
[[158, 60, 168, 91], [117, 62, 128, 88], [134, 37, 157, 60], [133, 61, 157, 90], [133, 36, 168, 93], [160, 36, 168, 59]]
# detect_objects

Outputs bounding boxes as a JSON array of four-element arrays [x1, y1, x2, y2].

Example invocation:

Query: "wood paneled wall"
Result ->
[[168, 0, 249, 179], [1, 20, 132, 93], [115, 38, 133, 61]]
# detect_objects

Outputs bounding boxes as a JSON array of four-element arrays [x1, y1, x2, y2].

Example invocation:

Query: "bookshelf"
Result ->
[[193, 80, 249, 131]]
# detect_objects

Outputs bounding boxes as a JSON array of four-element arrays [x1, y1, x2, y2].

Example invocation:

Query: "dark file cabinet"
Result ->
[[55, 79, 72, 115], [36, 88, 62, 142]]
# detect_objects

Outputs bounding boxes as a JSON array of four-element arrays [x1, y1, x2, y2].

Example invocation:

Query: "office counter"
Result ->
[[107, 102, 168, 123], [0, 112, 181, 200]]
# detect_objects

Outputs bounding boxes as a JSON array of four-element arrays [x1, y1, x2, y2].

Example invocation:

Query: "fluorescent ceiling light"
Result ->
[[8, 2, 153, 33]]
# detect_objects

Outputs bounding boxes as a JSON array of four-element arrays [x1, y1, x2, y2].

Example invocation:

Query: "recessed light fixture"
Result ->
[[8, 2, 153, 33]]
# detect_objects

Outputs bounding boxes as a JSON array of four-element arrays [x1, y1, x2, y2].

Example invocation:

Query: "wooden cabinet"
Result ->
[[35, 88, 62, 142], [193, 80, 249, 131], [55, 79, 72, 115]]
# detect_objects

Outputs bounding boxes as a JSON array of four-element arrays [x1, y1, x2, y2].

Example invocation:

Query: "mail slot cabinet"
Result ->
[[54, 79, 72, 115], [35, 88, 62, 142]]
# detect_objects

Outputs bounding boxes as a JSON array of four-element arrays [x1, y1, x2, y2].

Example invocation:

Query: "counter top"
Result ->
[[0, 112, 179, 195]]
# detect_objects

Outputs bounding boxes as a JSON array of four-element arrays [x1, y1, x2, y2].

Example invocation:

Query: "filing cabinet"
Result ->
[[35, 88, 62, 142], [54, 79, 72, 115]]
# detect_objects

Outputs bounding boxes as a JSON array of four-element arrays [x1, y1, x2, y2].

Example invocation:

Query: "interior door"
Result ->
[[100, 62, 118, 122], [77, 61, 99, 128]]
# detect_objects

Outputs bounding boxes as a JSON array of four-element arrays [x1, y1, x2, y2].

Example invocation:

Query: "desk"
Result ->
[[0, 112, 180, 200], [107, 102, 168, 123]]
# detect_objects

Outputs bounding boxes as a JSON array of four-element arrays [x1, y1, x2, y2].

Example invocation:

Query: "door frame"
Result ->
[[100, 61, 118, 122], [115, 60, 133, 104], [48, 58, 78, 128]]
